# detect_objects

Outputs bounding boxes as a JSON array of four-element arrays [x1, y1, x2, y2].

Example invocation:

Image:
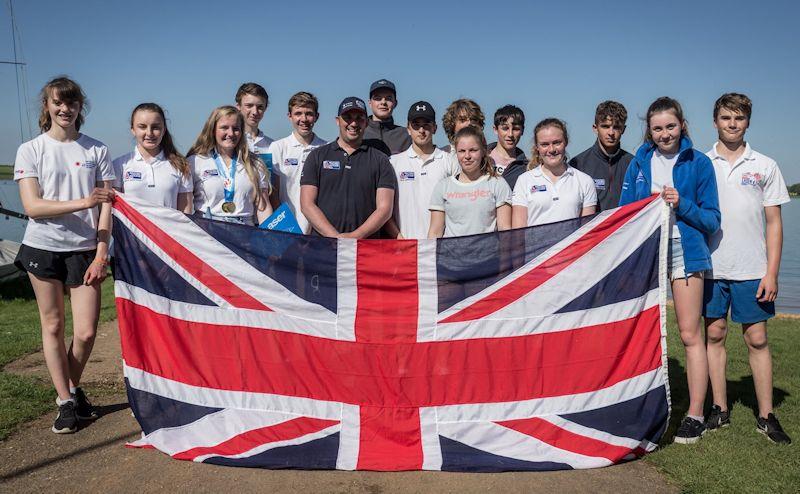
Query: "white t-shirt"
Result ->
[[429, 174, 511, 237], [391, 146, 458, 239], [707, 143, 790, 280], [246, 130, 274, 155], [190, 153, 268, 226], [511, 166, 597, 226], [14, 133, 115, 252], [112, 148, 192, 209], [650, 150, 680, 238], [268, 133, 326, 233]]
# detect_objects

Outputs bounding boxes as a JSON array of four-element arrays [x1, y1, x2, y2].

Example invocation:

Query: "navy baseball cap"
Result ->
[[337, 96, 367, 116], [408, 101, 436, 123], [369, 79, 396, 97]]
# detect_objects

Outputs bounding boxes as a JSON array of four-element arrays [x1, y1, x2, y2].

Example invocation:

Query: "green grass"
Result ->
[[0, 278, 116, 439], [646, 310, 800, 493], [0, 164, 12, 180]]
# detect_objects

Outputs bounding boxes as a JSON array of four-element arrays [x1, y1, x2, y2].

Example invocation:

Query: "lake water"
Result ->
[[1, 180, 799, 313]]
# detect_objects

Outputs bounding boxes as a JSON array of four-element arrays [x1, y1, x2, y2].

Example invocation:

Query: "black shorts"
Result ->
[[14, 244, 96, 286]]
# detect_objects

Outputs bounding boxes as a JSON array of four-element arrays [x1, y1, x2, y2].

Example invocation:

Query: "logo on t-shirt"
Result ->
[[593, 178, 606, 190], [81, 160, 98, 169], [323, 161, 341, 170], [740, 172, 763, 187], [496, 165, 506, 175], [124, 171, 143, 181], [284, 158, 299, 167], [399, 171, 415, 181], [202, 169, 220, 179], [530, 184, 547, 193]]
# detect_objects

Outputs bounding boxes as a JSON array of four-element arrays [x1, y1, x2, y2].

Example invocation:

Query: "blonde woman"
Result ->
[[511, 118, 597, 228], [188, 106, 272, 225]]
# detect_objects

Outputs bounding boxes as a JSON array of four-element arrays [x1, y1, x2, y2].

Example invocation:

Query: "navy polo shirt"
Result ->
[[301, 139, 397, 237], [569, 141, 633, 211]]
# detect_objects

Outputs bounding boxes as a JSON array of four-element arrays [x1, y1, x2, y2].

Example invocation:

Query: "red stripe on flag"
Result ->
[[113, 195, 270, 311], [355, 240, 419, 343], [357, 407, 423, 470], [171, 417, 338, 461], [118, 299, 662, 407], [497, 417, 635, 463], [440, 196, 658, 323]]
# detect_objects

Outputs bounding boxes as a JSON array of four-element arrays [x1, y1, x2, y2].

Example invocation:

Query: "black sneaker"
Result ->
[[52, 401, 78, 434], [673, 416, 706, 444], [757, 414, 792, 445], [706, 405, 730, 431], [74, 387, 99, 420]]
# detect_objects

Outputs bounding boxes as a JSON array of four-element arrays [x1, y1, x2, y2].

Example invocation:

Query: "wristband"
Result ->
[[92, 258, 108, 266]]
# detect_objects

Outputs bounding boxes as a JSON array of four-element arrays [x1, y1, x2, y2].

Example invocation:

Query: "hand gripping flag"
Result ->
[[113, 193, 670, 472]]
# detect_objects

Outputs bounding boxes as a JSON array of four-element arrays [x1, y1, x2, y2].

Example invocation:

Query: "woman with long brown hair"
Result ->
[[112, 103, 192, 211], [13, 76, 115, 433]]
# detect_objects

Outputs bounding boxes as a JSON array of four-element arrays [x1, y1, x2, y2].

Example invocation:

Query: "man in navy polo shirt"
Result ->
[[363, 79, 411, 155], [300, 97, 397, 239]]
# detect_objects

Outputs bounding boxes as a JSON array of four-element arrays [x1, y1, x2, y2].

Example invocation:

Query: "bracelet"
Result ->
[[92, 258, 108, 266]]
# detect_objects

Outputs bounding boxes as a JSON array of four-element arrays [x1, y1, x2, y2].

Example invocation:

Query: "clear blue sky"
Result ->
[[2, 0, 799, 182]]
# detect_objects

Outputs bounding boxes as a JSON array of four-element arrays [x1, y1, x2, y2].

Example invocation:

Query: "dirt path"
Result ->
[[0, 321, 677, 493]]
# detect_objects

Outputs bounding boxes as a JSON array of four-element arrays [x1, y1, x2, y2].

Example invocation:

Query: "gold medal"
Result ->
[[221, 201, 236, 213]]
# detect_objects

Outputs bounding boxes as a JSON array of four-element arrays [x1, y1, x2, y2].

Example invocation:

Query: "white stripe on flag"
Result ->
[[416, 239, 439, 342], [435, 367, 665, 423], [139, 408, 309, 457], [124, 363, 342, 420], [335, 404, 361, 470], [335, 239, 357, 341], [116, 281, 338, 339], [438, 420, 610, 469], [419, 407, 443, 470]]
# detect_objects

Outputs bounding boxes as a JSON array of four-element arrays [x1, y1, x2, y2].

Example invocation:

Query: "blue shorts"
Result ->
[[703, 279, 775, 324]]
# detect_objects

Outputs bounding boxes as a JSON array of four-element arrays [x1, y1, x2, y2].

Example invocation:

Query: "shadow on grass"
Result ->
[[725, 375, 789, 418], [0, 276, 34, 301], [664, 356, 790, 443]]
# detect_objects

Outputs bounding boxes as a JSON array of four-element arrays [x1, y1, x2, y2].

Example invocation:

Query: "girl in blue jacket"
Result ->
[[619, 97, 720, 444]]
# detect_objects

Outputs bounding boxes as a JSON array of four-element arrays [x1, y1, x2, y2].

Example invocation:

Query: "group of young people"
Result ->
[[12, 76, 791, 448]]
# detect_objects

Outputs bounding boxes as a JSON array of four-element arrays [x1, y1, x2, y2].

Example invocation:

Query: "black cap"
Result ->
[[408, 101, 436, 123], [369, 79, 396, 97], [337, 96, 367, 116]]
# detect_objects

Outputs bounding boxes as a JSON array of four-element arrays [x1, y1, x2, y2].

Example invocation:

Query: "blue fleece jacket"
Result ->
[[619, 136, 720, 273]]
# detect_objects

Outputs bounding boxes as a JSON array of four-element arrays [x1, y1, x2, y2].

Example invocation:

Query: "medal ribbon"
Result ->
[[212, 149, 238, 204]]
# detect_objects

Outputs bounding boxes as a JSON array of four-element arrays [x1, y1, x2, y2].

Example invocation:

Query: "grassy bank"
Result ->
[[645, 311, 800, 493], [0, 278, 116, 439]]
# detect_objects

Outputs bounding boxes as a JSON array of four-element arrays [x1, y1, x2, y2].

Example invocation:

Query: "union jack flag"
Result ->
[[113, 193, 670, 472]]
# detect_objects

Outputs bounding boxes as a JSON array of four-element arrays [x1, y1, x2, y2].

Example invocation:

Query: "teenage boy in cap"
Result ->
[[268, 91, 326, 234], [489, 105, 529, 190], [703, 93, 791, 444], [568, 100, 633, 211], [364, 79, 411, 155], [300, 97, 396, 239], [384, 101, 454, 239]]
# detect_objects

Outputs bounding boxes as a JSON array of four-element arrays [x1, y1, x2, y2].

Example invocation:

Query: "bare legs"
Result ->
[[28, 273, 100, 401], [672, 274, 707, 418]]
